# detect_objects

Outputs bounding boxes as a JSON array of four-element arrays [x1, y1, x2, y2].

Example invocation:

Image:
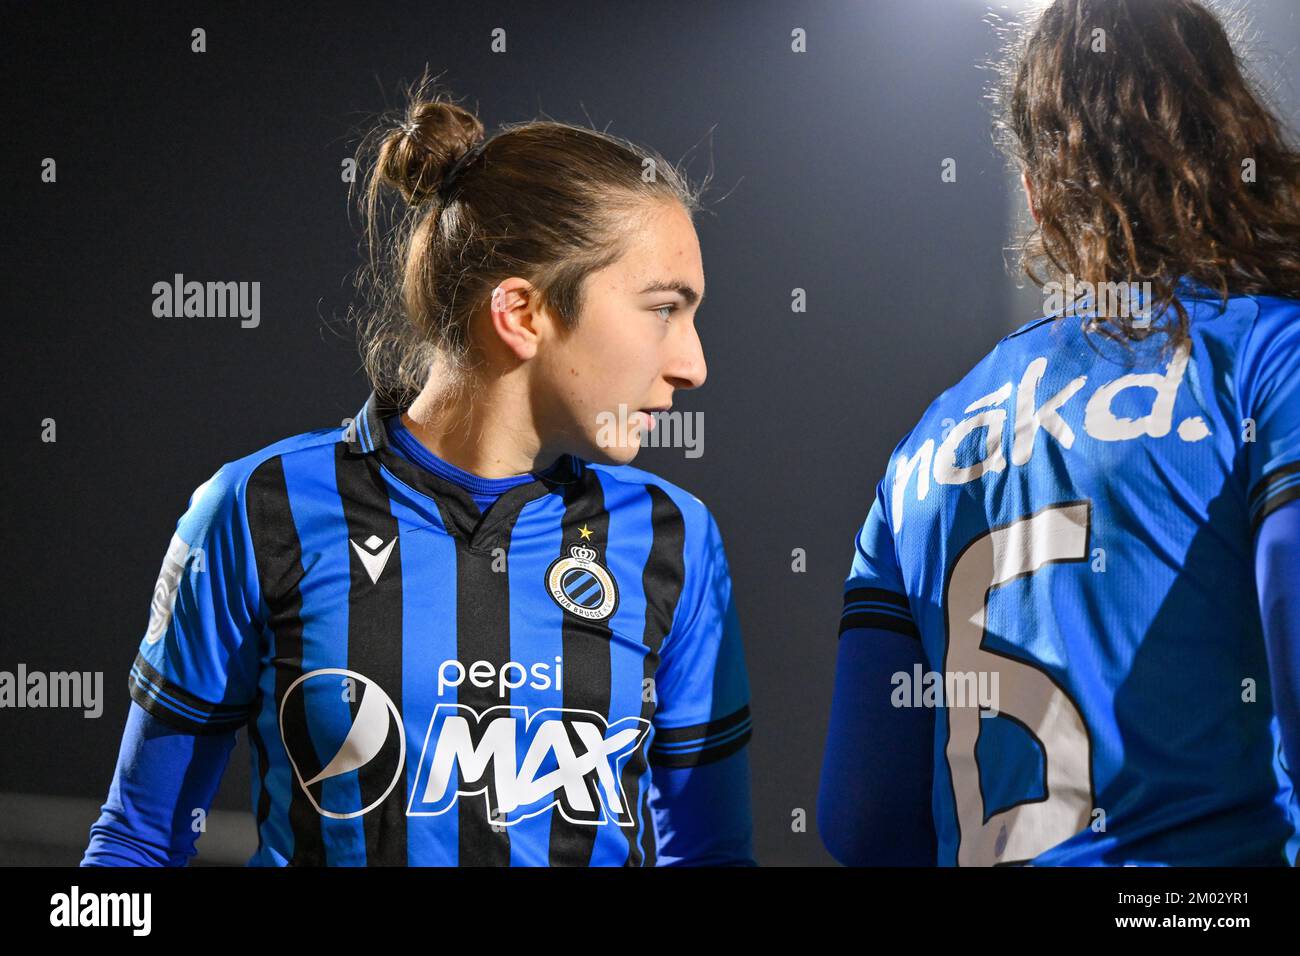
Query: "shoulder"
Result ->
[[1191, 291, 1300, 413], [175, 423, 346, 539], [1233, 292, 1300, 432], [587, 462, 716, 530], [887, 318, 1060, 455], [586, 462, 726, 588], [1240, 293, 1300, 350]]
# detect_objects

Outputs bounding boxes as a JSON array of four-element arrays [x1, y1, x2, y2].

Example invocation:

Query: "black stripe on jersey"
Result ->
[[127, 653, 249, 733], [454, 524, 514, 866], [648, 733, 750, 770], [843, 587, 910, 611], [548, 469, 615, 866], [623, 484, 686, 867], [246, 684, 274, 846], [839, 587, 920, 640], [650, 703, 751, 744], [246, 456, 328, 866], [839, 612, 920, 639], [336, 445, 407, 866], [637, 788, 655, 868], [648, 705, 752, 769], [1249, 461, 1300, 533]]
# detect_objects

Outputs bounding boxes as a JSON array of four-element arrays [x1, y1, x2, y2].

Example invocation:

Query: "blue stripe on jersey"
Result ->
[[841, 602, 913, 620], [389, 481, 460, 866], [128, 667, 204, 721], [504, 491, 568, 867]]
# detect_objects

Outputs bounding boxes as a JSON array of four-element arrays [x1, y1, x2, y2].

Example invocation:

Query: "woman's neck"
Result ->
[[400, 372, 558, 479]]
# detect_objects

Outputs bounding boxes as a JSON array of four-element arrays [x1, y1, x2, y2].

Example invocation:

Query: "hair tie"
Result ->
[[437, 140, 489, 202]]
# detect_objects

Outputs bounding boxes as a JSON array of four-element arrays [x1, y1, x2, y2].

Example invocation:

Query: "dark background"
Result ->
[[3, 0, 1298, 865]]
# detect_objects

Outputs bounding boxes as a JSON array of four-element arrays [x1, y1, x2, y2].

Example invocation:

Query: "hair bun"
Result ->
[[380, 100, 485, 207]]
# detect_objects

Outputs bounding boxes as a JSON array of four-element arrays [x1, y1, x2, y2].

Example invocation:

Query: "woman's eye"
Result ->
[[654, 304, 676, 322]]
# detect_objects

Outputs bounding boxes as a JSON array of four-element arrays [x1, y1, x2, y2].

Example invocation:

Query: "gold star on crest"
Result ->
[[578, 524, 594, 541]]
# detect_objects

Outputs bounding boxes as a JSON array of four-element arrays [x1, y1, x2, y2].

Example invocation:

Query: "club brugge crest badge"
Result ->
[[546, 544, 619, 621]]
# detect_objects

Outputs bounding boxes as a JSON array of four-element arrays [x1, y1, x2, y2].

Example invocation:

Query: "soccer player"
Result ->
[[82, 86, 753, 866], [819, 0, 1300, 866]]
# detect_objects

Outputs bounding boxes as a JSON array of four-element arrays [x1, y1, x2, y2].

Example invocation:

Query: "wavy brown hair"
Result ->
[[349, 70, 704, 405], [995, 0, 1300, 349]]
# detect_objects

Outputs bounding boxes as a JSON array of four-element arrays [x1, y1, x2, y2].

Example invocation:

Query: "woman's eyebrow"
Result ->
[[637, 279, 702, 307]]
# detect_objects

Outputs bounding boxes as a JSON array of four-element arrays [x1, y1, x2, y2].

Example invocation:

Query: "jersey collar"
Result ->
[[342, 387, 588, 552], [343, 388, 396, 455]]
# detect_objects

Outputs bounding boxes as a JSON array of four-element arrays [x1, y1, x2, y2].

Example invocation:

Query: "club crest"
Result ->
[[546, 543, 619, 621]]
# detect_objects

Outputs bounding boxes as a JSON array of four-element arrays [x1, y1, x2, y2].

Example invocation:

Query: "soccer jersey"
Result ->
[[841, 279, 1300, 865], [126, 389, 751, 866]]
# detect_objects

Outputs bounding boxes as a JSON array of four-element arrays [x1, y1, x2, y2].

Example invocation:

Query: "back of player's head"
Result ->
[[995, 0, 1300, 347], [350, 69, 701, 402]]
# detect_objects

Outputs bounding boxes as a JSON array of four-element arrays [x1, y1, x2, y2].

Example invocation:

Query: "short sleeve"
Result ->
[[127, 464, 263, 734], [1240, 298, 1300, 533], [840, 478, 918, 640], [648, 509, 752, 769]]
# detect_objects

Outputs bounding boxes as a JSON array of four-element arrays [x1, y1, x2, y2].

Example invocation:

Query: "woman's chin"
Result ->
[[580, 435, 643, 467]]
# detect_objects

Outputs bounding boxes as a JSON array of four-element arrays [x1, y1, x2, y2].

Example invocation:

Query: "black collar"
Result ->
[[344, 388, 588, 552], [343, 388, 402, 454]]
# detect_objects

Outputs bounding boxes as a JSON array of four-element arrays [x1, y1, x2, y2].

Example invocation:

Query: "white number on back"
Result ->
[[944, 500, 1095, 865]]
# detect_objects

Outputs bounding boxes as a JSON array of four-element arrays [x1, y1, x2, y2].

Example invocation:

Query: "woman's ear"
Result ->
[[486, 277, 542, 361], [1021, 169, 1041, 224]]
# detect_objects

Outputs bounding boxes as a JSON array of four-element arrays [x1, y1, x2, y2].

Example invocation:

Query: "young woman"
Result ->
[[82, 82, 753, 867], [821, 0, 1300, 866]]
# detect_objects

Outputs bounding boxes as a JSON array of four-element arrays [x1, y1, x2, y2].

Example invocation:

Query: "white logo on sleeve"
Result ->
[[145, 532, 192, 644], [350, 534, 397, 584]]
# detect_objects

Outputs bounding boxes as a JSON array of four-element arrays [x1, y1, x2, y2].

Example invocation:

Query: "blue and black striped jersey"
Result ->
[[126, 389, 752, 866]]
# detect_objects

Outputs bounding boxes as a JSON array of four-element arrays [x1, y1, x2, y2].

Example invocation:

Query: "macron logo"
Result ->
[[350, 534, 397, 584]]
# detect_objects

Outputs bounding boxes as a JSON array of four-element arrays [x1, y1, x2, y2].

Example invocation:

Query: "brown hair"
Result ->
[[994, 0, 1300, 349], [350, 72, 704, 404]]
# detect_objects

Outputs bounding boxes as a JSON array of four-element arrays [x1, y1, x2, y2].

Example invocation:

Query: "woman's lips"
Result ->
[[638, 407, 670, 431]]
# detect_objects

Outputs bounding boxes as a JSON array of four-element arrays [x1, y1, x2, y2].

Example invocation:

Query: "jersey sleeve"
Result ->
[[840, 478, 918, 640], [646, 506, 754, 864], [1254, 498, 1300, 845], [1240, 298, 1300, 533], [127, 463, 263, 734], [820, 475, 936, 866], [647, 507, 751, 769], [82, 701, 238, 866]]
